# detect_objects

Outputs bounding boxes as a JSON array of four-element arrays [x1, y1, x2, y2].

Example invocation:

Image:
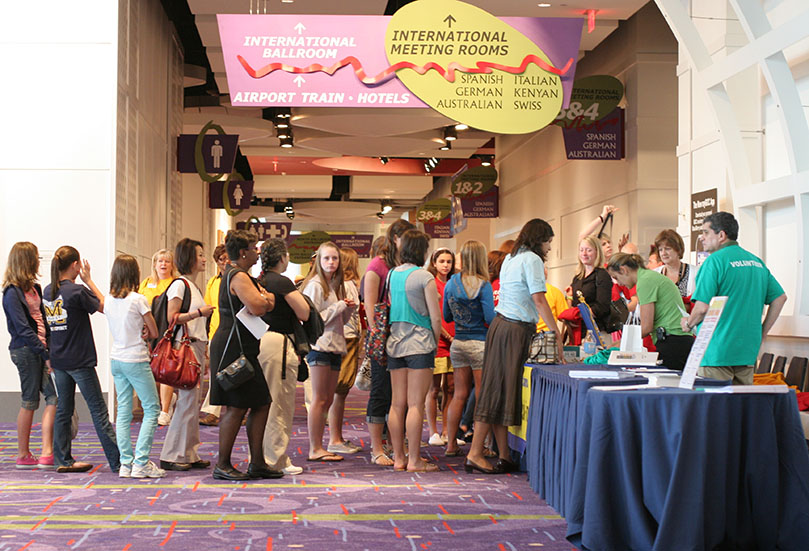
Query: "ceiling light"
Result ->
[[428, 157, 438, 168], [380, 201, 393, 215], [380, 157, 389, 165], [376, 211, 385, 219], [281, 0, 294, 3], [443, 126, 457, 141], [538, 3, 552, 7], [276, 121, 289, 129], [284, 201, 295, 219], [454, 122, 469, 131], [480, 155, 493, 167], [280, 135, 293, 148], [440, 141, 451, 151], [424, 161, 432, 173]]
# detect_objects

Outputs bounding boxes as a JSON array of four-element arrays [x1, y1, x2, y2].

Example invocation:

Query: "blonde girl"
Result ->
[[442, 241, 495, 456], [302, 242, 356, 462], [2, 242, 57, 469], [570, 235, 612, 333]]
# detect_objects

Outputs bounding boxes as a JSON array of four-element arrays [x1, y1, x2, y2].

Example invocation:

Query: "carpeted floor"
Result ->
[[0, 387, 571, 551]]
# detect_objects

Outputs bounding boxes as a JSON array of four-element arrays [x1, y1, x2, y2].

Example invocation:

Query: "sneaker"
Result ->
[[37, 454, 55, 470], [132, 461, 166, 479], [327, 441, 361, 454], [282, 464, 303, 475], [119, 463, 132, 478], [456, 438, 467, 447], [157, 411, 171, 426], [16, 453, 38, 469], [428, 432, 444, 446]]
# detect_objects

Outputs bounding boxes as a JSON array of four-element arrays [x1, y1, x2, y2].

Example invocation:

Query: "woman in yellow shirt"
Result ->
[[137, 249, 178, 425]]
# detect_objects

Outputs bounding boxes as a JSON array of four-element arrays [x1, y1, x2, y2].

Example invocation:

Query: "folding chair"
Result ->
[[785, 357, 808, 391], [756, 353, 774, 374], [772, 355, 787, 374]]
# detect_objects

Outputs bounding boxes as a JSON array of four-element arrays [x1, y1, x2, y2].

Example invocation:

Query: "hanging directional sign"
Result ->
[[288, 231, 332, 264], [209, 180, 254, 210], [236, 221, 293, 242], [177, 133, 239, 174]]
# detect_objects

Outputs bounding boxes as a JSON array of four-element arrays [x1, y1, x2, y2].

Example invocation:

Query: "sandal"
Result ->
[[483, 447, 498, 458], [307, 452, 344, 462], [445, 448, 466, 457], [407, 462, 440, 473], [371, 453, 394, 466]]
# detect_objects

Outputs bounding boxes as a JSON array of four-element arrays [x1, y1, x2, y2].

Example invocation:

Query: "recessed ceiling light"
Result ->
[[454, 123, 469, 131], [538, 3, 552, 7], [281, 0, 294, 3]]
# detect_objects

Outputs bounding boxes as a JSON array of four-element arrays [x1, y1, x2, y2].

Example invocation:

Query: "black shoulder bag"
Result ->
[[215, 268, 256, 392]]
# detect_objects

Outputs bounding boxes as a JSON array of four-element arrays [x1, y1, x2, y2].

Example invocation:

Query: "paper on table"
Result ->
[[236, 306, 269, 340], [701, 385, 790, 394], [569, 370, 634, 379], [590, 384, 650, 391]]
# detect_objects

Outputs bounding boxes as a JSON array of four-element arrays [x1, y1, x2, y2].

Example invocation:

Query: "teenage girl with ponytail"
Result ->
[[43, 246, 120, 473]]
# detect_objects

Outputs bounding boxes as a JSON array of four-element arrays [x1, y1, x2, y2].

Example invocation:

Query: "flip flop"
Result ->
[[307, 452, 344, 462], [407, 462, 440, 473], [371, 453, 394, 466], [445, 448, 466, 457]]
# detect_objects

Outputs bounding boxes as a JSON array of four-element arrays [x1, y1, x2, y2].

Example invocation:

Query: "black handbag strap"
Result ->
[[217, 267, 246, 373]]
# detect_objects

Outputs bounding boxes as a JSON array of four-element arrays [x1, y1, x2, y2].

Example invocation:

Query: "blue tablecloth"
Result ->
[[525, 364, 647, 517], [566, 388, 809, 550]]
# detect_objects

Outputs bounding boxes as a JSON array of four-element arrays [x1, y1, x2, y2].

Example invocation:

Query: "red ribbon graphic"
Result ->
[[237, 54, 573, 84]]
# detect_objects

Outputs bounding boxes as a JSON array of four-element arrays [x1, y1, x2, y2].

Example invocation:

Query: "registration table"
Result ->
[[524, 364, 647, 517], [565, 388, 809, 550]]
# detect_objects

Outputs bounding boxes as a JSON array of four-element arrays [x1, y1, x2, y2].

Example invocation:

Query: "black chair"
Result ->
[[756, 353, 774, 374], [784, 357, 808, 391], [773, 356, 787, 374]]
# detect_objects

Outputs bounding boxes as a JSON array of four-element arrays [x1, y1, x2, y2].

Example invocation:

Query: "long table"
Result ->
[[566, 388, 809, 550], [524, 364, 647, 517]]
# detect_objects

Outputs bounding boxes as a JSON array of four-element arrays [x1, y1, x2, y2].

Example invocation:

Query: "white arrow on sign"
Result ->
[[294, 22, 306, 34], [293, 75, 306, 87]]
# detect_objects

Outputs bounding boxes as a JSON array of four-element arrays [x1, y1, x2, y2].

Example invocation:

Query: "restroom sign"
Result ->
[[177, 134, 239, 175]]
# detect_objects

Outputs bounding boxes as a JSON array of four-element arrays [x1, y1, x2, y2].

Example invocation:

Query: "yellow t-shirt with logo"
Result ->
[[537, 283, 567, 332], [137, 277, 173, 306]]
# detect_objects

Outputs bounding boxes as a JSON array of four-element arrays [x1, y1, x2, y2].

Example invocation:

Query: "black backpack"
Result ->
[[150, 278, 191, 347]]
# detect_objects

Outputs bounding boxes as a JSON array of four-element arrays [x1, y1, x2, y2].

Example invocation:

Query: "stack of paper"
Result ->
[[569, 370, 629, 379], [701, 385, 790, 394]]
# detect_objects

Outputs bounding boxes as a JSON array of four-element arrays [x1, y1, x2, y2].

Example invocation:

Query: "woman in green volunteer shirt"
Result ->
[[606, 253, 694, 371]]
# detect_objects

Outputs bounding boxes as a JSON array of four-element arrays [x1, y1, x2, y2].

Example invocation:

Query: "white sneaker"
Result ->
[[282, 464, 303, 475], [327, 441, 361, 454], [157, 411, 171, 426], [131, 460, 166, 479], [119, 463, 132, 478], [456, 438, 467, 446], [428, 432, 444, 446]]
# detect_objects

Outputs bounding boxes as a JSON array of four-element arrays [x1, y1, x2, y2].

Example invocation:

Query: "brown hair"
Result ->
[[654, 229, 685, 259], [498, 239, 515, 253], [487, 250, 506, 282], [382, 219, 415, 268], [370, 236, 387, 258], [175, 238, 203, 275], [606, 252, 646, 273], [110, 255, 141, 298], [398, 230, 430, 267], [340, 247, 360, 284], [2, 242, 40, 293], [512, 218, 554, 261], [49, 246, 80, 300], [213, 244, 227, 262], [302, 242, 345, 300], [427, 248, 455, 278]]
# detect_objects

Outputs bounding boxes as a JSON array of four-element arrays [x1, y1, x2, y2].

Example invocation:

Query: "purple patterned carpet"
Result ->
[[0, 387, 571, 551]]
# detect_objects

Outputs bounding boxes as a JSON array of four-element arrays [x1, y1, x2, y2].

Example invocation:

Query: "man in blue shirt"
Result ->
[[681, 212, 786, 384]]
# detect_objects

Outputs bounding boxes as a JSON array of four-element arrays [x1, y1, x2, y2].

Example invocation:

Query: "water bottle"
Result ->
[[581, 333, 597, 357]]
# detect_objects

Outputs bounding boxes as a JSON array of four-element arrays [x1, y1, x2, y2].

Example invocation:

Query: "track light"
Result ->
[[424, 161, 432, 173], [440, 141, 451, 151], [275, 108, 291, 119], [443, 126, 457, 141], [280, 135, 293, 148], [454, 122, 469, 131], [428, 157, 438, 168], [276, 120, 289, 129], [480, 155, 493, 167], [380, 157, 389, 165], [276, 125, 290, 139], [284, 201, 294, 219]]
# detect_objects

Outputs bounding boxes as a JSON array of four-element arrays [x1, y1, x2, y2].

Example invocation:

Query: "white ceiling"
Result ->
[[182, 0, 649, 217]]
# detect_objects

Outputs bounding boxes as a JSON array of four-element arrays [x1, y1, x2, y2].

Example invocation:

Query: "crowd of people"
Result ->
[[2, 208, 786, 477]]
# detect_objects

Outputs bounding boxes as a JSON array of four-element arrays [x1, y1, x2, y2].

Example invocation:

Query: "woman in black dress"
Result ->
[[209, 230, 276, 481]]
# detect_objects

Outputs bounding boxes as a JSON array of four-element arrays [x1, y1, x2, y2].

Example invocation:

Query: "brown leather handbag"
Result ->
[[150, 314, 200, 389]]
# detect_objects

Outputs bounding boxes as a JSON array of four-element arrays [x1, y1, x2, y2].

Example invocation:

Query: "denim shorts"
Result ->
[[306, 350, 342, 371], [450, 339, 486, 370], [387, 352, 435, 371], [9, 346, 57, 410]]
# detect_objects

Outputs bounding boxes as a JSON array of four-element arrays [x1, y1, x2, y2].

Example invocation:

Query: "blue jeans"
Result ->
[[9, 345, 57, 410], [53, 367, 120, 470], [111, 360, 160, 467]]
